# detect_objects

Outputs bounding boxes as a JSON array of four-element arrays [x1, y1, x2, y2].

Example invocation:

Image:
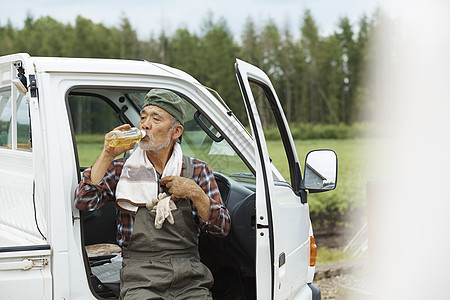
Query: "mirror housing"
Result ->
[[303, 149, 337, 193]]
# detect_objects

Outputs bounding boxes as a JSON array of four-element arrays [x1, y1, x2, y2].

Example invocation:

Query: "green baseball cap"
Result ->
[[142, 89, 186, 126]]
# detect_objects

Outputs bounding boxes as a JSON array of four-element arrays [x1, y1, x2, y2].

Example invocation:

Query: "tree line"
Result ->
[[0, 10, 381, 127]]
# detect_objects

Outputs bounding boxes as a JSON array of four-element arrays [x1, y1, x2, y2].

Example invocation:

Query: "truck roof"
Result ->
[[1, 53, 200, 85]]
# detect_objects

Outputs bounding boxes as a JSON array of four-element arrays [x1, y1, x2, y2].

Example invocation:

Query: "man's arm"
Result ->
[[74, 124, 135, 210], [73, 160, 123, 211], [90, 150, 117, 185]]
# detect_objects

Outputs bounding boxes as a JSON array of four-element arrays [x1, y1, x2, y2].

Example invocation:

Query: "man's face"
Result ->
[[138, 105, 175, 152]]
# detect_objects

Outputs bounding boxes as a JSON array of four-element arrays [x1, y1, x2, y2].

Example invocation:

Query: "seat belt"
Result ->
[[182, 155, 194, 179]]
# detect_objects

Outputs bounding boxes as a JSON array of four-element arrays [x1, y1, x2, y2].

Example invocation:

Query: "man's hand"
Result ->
[[103, 124, 137, 159], [160, 176, 202, 200], [160, 176, 211, 221], [91, 124, 136, 185]]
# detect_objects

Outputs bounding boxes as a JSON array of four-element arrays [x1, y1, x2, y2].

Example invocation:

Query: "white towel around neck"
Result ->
[[115, 143, 183, 214]]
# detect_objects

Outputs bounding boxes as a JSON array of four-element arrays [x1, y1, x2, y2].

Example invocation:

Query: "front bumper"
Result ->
[[308, 283, 321, 300]]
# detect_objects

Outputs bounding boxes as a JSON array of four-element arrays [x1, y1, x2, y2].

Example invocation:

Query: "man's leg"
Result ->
[[120, 258, 172, 300], [171, 257, 214, 300]]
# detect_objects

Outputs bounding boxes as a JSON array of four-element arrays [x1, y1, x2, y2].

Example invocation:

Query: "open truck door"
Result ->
[[235, 59, 315, 299]]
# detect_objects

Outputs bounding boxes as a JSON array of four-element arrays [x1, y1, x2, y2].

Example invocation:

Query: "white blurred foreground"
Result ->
[[369, 0, 450, 299]]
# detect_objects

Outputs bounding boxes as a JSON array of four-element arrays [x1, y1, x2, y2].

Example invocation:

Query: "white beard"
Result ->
[[139, 129, 172, 152]]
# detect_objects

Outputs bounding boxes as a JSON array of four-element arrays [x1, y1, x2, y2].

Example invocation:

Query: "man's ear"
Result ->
[[171, 125, 184, 141]]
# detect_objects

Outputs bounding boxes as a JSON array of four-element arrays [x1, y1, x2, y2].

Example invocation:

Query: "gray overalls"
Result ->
[[120, 156, 213, 299]]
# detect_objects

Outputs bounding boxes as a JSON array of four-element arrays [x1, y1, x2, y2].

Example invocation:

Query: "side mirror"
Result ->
[[303, 149, 337, 193]]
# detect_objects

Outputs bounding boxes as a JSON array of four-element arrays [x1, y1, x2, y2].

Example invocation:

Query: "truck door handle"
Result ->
[[279, 252, 286, 267], [0, 259, 34, 271]]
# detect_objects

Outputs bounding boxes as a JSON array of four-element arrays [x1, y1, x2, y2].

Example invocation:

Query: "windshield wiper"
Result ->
[[229, 172, 255, 180]]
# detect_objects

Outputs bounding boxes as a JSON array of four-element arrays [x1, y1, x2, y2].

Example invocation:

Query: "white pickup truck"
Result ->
[[0, 53, 337, 299]]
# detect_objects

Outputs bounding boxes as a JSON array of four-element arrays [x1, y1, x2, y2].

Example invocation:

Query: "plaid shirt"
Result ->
[[74, 157, 230, 248]]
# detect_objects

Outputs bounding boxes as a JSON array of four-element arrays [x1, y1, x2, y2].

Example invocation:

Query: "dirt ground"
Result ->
[[312, 220, 375, 300], [315, 271, 377, 300]]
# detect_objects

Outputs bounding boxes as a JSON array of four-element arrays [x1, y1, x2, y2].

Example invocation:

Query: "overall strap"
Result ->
[[182, 155, 194, 179]]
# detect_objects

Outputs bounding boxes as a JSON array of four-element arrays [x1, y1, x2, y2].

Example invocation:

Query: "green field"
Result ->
[[263, 138, 376, 227], [76, 137, 376, 228]]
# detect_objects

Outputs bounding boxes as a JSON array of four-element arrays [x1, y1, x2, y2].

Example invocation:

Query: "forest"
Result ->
[[0, 10, 383, 131]]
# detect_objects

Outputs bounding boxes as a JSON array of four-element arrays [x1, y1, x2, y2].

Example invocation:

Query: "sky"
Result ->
[[1, 0, 403, 39]]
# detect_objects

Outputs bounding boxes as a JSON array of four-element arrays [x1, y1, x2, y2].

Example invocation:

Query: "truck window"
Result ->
[[68, 88, 253, 178], [16, 93, 31, 150], [68, 93, 122, 168], [0, 89, 12, 148], [249, 82, 291, 184], [180, 103, 252, 178], [0, 88, 30, 151]]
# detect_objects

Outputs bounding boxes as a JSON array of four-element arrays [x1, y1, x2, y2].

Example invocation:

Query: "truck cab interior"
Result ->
[[68, 87, 259, 299]]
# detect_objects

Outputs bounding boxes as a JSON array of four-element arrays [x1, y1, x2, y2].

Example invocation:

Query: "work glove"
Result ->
[[160, 176, 205, 201], [160, 176, 212, 221], [146, 192, 177, 229]]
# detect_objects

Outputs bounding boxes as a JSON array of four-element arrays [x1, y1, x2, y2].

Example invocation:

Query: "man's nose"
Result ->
[[141, 118, 152, 129]]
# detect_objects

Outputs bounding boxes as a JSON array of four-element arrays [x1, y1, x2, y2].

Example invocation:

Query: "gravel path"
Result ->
[[314, 260, 377, 300]]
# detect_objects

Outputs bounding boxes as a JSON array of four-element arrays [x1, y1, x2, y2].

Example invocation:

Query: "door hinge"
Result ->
[[29, 75, 38, 98]]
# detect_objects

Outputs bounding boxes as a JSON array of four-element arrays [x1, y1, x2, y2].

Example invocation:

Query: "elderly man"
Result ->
[[74, 89, 231, 299]]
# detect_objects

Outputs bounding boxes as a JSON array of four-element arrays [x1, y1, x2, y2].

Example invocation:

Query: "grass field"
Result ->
[[77, 136, 375, 263], [76, 137, 376, 225], [266, 138, 376, 228]]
